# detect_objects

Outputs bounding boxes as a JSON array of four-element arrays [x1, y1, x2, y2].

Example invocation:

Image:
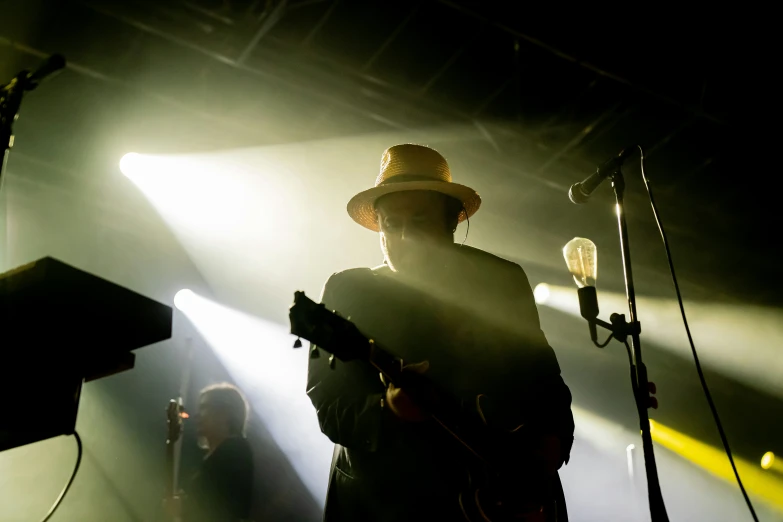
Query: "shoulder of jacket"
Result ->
[[328, 267, 374, 278], [322, 267, 383, 299], [327, 264, 392, 280], [457, 245, 523, 272]]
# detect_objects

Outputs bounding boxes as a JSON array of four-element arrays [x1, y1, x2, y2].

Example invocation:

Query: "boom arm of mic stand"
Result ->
[[611, 170, 670, 522], [1, 55, 66, 185], [593, 318, 614, 332]]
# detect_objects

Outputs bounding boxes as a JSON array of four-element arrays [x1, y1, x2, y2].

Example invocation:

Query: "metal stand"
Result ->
[[0, 54, 66, 269], [576, 169, 669, 522], [173, 336, 194, 494], [1, 75, 25, 184], [1, 55, 66, 183], [0, 67, 26, 272], [611, 169, 669, 522]]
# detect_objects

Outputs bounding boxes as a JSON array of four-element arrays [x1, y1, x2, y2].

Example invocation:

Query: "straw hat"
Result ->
[[347, 144, 481, 232]]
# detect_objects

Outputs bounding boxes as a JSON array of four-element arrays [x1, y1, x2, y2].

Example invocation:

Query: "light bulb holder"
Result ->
[[577, 286, 601, 343], [577, 286, 599, 321]]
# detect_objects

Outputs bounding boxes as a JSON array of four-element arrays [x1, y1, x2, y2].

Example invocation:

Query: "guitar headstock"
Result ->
[[166, 399, 185, 445], [289, 291, 372, 362]]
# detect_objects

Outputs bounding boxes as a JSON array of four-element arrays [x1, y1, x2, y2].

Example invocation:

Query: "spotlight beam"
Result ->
[[174, 290, 333, 504], [536, 284, 783, 400]]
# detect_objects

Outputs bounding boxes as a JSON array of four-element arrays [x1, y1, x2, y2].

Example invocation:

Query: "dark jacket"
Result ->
[[183, 436, 254, 522], [306, 245, 574, 522]]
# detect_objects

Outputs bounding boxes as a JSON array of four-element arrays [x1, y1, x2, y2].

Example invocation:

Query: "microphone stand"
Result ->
[[0, 76, 26, 186], [570, 148, 669, 520], [578, 169, 669, 522], [608, 169, 669, 521], [0, 69, 26, 271], [574, 165, 669, 521], [1, 54, 66, 184], [0, 54, 66, 268], [173, 336, 194, 496]]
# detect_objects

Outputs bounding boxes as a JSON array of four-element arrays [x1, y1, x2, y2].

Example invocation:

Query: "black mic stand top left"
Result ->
[[1, 73, 26, 184], [0, 54, 66, 269], [1, 71, 28, 273], [1, 54, 67, 181]]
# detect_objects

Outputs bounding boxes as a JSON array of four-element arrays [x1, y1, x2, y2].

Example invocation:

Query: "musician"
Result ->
[[174, 383, 254, 522], [306, 144, 575, 521]]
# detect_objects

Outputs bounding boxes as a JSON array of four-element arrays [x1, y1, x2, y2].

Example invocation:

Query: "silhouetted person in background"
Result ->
[[170, 383, 254, 522]]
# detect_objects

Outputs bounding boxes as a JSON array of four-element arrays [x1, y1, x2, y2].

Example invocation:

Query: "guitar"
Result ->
[[289, 291, 562, 522], [165, 399, 185, 522]]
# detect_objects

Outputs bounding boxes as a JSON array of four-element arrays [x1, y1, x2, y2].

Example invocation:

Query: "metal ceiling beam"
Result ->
[[418, 21, 486, 96], [4, 36, 555, 198], [237, 0, 288, 65], [289, 0, 332, 8], [434, 0, 728, 127], [77, 1, 411, 129], [0, 36, 274, 142], [532, 102, 622, 176], [240, 27, 623, 158], [362, 4, 420, 71], [535, 79, 599, 136], [65, 1, 718, 215], [645, 117, 696, 159], [259, 39, 618, 171], [471, 77, 511, 117], [179, 0, 236, 25], [248, 33, 535, 137], [300, 0, 340, 48]]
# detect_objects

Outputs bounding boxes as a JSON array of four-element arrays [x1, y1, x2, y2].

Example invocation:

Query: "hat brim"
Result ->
[[347, 180, 481, 232]]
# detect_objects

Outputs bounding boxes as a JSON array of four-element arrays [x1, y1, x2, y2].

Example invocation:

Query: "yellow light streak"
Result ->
[[649, 419, 783, 511]]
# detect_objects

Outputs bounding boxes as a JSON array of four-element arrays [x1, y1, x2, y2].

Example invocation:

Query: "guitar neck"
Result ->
[[366, 343, 402, 382]]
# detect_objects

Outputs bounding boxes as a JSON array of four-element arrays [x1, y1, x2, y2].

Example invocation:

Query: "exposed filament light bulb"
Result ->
[[563, 237, 598, 288]]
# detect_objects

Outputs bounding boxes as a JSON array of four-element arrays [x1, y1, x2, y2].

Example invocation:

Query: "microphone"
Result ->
[[27, 54, 67, 88], [569, 147, 635, 204], [1, 54, 66, 93]]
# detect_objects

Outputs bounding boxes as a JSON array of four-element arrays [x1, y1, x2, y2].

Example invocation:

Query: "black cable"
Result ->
[[592, 331, 614, 348], [637, 145, 759, 522], [40, 431, 82, 522]]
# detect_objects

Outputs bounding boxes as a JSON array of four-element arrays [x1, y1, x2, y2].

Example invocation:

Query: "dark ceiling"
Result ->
[[2, 0, 777, 308]]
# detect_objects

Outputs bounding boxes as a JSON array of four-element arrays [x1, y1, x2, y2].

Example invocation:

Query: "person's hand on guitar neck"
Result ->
[[384, 360, 431, 422]]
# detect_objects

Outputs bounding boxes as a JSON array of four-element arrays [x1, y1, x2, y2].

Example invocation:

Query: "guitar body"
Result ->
[[458, 487, 556, 522], [455, 394, 560, 522], [458, 468, 559, 522]]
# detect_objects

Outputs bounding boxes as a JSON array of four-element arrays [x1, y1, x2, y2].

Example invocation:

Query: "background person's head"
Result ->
[[196, 382, 249, 450]]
